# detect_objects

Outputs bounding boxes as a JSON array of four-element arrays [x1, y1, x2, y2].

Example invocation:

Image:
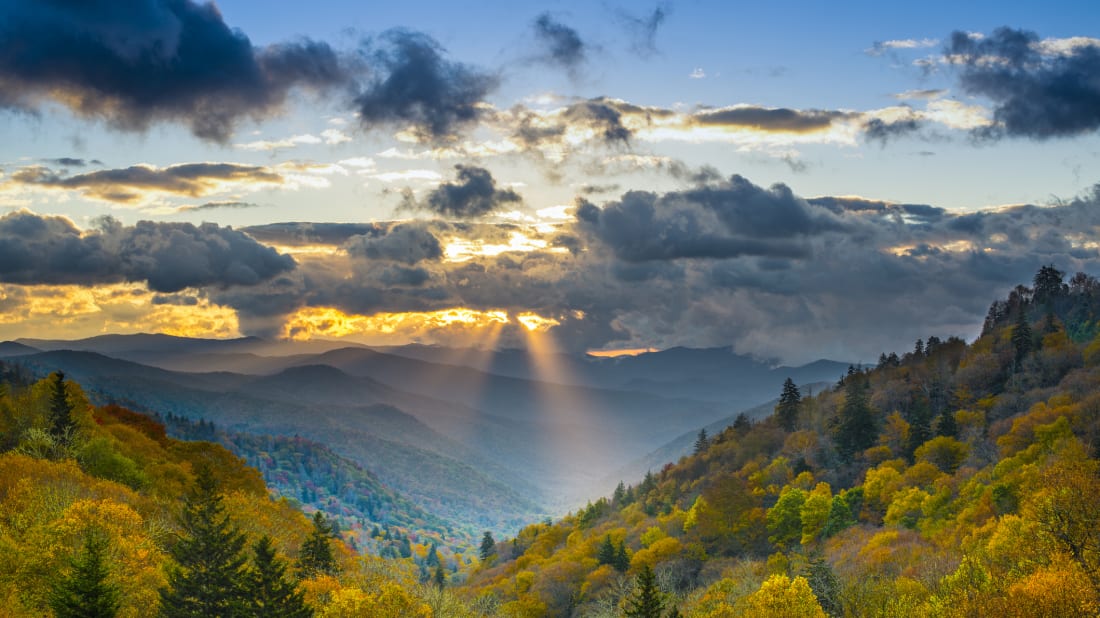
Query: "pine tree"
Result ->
[[935, 411, 958, 438], [613, 541, 630, 572], [48, 371, 74, 443], [159, 467, 249, 618], [298, 512, 338, 578], [836, 374, 876, 461], [693, 429, 709, 454], [433, 563, 446, 588], [596, 535, 616, 566], [624, 565, 664, 617], [775, 377, 802, 432], [50, 531, 121, 618], [247, 535, 312, 618], [479, 531, 496, 561], [1012, 310, 1033, 368]]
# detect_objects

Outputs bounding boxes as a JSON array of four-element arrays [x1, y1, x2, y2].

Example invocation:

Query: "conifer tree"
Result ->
[[479, 531, 496, 561], [935, 411, 958, 438], [50, 531, 121, 618], [159, 467, 249, 618], [613, 541, 630, 573], [775, 377, 802, 432], [1013, 310, 1033, 368], [433, 563, 446, 588], [298, 512, 338, 578], [48, 371, 74, 443], [624, 565, 664, 617], [247, 535, 312, 618], [693, 429, 709, 454], [836, 374, 875, 461], [596, 535, 616, 566]]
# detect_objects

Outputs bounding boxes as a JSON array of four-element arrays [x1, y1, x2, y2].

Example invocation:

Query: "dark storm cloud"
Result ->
[[576, 175, 845, 261], [404, 165, 522, 218], [0, 0, 348, 142], [862, 117, 924, 144], [378, 265, 432, 286], [43, 158, 92, 168], [614, 4, 669, 57], [0, 211, 295, 292], [947, 28, 1100, 139], [509, 98, 639, 153], [242, 222, 383, 247], [344, 222, 443, 264], [354, 30, 498, 142], [8, 163, 282, 203], [693, 106, 853, 133], [532, 14, 588, 74]]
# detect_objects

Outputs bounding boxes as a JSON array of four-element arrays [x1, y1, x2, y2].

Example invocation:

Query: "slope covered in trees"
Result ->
[[457, 266, 1100, 616], [0, 371, 494, 616]]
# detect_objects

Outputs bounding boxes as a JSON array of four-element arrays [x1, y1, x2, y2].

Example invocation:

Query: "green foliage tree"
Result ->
[[776, 377, 802, 432], [49, 531, 121, 618], [159, 467, 249, 618], [693, 429, 710, 454], [298, 512, 338, 578], [935, 410, 958, 438], [49, 371, 74, 443], [624, 565, 664, 618], [835, 375, 876, 460], [767, 487, 807, 549], [247, 535, 312, 617], [479, 531, 496, 561]]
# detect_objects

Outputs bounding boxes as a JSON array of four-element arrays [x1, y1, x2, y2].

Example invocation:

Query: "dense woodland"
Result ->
[[3, 265, 1100, 616]]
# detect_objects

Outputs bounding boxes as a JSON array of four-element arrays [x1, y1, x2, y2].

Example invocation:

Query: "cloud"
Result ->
[[946, 27, 1100, 139], [344, 222, 444, 264], [689, 68, 706, 79], [692, 106, 854, 133], [0, 210, 295, 292], [7, 162, 283, 204], [403, 165, 522, 218], [615, 4, 669, 57], [863, 117, 924, 144], [353, 29, 498, 142], [0, 0, 348, 142], [577, 174, 846, 261], [867, 38, 939, 56], [532, 14, 588, 75], [178, 200, 262, 213], [43, 158, 97, 168]]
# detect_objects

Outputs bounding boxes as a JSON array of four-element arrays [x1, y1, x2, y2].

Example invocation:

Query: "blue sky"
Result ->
[[0, 0, 1099, 362]]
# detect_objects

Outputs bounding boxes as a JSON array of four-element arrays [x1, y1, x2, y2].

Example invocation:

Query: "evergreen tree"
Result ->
[[596, 535, 616, 566], [247, 535, 312, 618], [298, 512, 338, 578], [433, 563, 446, 588], [935, 411, 958, 438], [479, 531, 496, 561], [426, 543, 440, 567], [805, 553, 841, 617], [48, 371, 74, 443], [613, 481, 627, 505], [693, 429, 709, 454], [835, 374, 876, 461], [613, 541, 630, 572], [49, 531, 121, 618], [159, 467, 249, 618], [1012, 310, 1033, 368], [775, 377, 802, 432], [905, 397, 932, 460], [624, 565, 664, 618], [732, 413, 752, 435], [1033, 264, 1066, 306]]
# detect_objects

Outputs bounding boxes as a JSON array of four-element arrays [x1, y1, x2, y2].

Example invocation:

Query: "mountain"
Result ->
[[457, 269, 1100, 616]]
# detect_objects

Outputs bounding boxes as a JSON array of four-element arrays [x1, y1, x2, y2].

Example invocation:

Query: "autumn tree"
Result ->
[[49, 531, 121, 618], [624, 565, 664, 618], [159, 467, 249, 617], [776, 378, 801, 432], [247, 535, 312, 617], [298, 512, 338, 578]]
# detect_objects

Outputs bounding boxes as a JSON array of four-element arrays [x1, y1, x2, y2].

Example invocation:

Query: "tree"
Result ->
[[1013, 310, 1034, 368], [479, 531, 496, 561], [159, 467, 249, 617], [934, 411, 958, 438], [596, 535, 616, 566], [433, 563, 446, 588], [49, 371, 74, 443], [247, 535, 312, 617], [613, 541, 630, 573], [775, 378, 801, 432], [624, 565, 664, 617], [693, 429, 710, 454], [298, 512, 338, 578], [49, 531, 121, 618], [1033, 264, 1067, 306], [835, 375, 876, 461]]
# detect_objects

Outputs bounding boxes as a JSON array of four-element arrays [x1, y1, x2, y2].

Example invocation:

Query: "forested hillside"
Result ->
[[457, 266, 1100, 617], [0, 371, 493, 616]]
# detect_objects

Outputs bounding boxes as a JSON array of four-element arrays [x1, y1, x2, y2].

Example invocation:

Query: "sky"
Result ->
[[1, 0, 1099, 364]]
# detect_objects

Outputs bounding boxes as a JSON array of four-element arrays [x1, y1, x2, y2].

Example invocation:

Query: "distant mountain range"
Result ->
[[2, 334, 848, 533]]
